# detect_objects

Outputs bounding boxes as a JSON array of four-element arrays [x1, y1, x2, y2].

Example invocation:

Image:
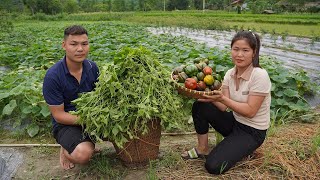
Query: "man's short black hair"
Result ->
[[64, 25, 88, 39]]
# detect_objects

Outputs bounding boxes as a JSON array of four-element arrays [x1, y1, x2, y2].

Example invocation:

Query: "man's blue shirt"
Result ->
[[42, 56, 99, 129]]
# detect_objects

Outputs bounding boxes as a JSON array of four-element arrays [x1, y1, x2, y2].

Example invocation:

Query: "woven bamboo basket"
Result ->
[[113, 118, 161, 167], [171, 72, 221, 99]]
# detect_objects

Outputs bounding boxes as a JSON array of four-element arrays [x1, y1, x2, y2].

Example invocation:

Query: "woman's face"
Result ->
[[231, 39, 255, 69]]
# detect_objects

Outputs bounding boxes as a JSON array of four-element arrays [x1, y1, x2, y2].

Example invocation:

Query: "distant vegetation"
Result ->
[[1, 0, 319, 15]]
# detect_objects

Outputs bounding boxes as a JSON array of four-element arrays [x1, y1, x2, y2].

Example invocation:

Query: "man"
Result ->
[[43, 25, 99, 170]]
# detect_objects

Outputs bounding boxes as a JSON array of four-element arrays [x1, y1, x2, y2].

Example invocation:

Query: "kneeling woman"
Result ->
[[182, 30, 271, 174]]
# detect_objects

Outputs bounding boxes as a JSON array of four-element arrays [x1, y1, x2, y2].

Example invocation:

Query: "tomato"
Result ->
[[210, 80, 221, 90], [185, 78, 197, 90], [203, 66, 213, 75], [196, 81, 206, 91]]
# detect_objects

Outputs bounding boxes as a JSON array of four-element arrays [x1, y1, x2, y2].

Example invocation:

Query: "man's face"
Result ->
[[62, 34, 89, 64]]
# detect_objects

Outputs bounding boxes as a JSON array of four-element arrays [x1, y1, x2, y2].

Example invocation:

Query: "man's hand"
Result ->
[[49, 104, 79, 125]]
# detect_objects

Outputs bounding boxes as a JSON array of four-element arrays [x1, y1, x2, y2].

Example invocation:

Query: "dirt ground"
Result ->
[[1, 111, 320, 179], [4, 133, 216, 180]]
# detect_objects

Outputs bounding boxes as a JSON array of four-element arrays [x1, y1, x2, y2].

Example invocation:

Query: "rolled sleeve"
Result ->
[[249, 69, 271, 95]]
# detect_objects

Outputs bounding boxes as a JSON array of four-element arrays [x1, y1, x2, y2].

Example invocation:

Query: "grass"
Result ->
[[223, 22, 320, 37], [311, 129, 320, 154], [0, 128, 55, 144], [79, 149, 126, 179]]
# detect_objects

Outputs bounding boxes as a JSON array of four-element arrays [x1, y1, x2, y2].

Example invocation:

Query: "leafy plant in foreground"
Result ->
[[0, 66, 51, 137], [72, 46, 189, 148], [261, 56, 315, 122]]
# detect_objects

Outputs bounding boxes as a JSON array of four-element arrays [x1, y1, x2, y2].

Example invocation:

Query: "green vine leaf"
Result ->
[[283, 89, 299, 97], [27, 123, 39, 137], [272, 75, 288, 83], [40, 104, 51, 117], [0, 93, 10, 100], [2, 100, 17, 116]]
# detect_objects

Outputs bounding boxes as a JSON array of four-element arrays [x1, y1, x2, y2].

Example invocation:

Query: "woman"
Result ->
[[182, 30, 271, 174]]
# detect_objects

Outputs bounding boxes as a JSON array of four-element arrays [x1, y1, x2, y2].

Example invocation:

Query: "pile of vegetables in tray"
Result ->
[[172, 59, 223, 92]]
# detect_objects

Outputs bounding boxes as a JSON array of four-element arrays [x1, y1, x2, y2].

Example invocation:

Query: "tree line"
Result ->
[[0, 0, 319, 15]]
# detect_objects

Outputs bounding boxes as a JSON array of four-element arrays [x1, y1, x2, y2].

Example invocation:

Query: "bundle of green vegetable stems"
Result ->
[[72, 46, 188, 148]]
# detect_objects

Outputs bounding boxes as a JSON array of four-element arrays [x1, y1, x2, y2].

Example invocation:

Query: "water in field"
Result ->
[[148, 27, 320, 107]]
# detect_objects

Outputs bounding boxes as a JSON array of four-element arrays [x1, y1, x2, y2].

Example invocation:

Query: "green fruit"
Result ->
[[198, 62, 207, 70], [184, 64, 198, 77], [193, 59, 200, 64], [203, 59, 209, 65], [191, 76, 198, 82], [197, 72, 205, 81], [178, 72, 188, 83]]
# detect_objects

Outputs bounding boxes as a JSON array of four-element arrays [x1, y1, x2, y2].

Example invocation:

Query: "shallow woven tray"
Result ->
[[171, 72, 220, 99]]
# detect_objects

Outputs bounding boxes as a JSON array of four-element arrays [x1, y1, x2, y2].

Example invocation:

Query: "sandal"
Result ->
[[181, 148, 208, 160]]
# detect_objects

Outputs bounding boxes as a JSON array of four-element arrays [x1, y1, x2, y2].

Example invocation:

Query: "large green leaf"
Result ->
[[2, 100, 17, 116], [22, 105, 32, 114], [283, 89, 299, 97], [9, 85, 24, 96], [272, 75, 288, 83], [40, 104, 51, 117], [0, 93, 10, 100], [274, 90, 283, 97], [289, 100, 309, 111], [276, 98, 288, 106], [27, 123, 39, 137]]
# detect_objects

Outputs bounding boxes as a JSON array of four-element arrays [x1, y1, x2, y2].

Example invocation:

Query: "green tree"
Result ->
[[37, 0, 62, 14], [113, 0, 126, 11], [0, 0, 25, 12], [167, 0, 189, 10], [138, 0, 145, 11], [23, 0, 37, 15], [62, 0, 79, 14], [128, 0, 136, 11]]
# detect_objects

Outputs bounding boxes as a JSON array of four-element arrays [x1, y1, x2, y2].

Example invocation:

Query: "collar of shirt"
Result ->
[[61, 56, 93, 76], [230, 64, 254, 81]]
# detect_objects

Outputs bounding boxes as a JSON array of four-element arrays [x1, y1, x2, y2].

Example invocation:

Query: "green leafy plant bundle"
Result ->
[[72, 46, 187, 148]]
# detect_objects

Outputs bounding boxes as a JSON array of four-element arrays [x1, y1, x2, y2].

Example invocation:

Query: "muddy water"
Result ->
[[148, 27, 320, 106]]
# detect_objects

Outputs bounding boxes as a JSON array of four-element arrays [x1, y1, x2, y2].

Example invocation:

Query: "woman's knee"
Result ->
[[192, 101, 206, 112], [205, 160, 230, 175]]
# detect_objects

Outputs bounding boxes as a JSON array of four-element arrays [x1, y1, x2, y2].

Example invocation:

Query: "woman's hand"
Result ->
[[197, 90, 223, 102]]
